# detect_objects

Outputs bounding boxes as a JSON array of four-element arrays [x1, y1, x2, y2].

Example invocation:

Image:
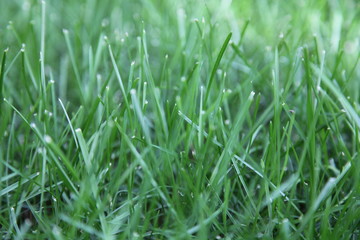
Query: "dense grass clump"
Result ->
[[0, 0, 359, 239]]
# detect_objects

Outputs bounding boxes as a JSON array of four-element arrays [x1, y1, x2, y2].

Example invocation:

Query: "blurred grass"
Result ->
[[0, 0, 360, 239]]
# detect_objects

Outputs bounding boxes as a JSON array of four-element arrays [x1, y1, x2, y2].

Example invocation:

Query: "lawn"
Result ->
[[0, 0, 359, 239]]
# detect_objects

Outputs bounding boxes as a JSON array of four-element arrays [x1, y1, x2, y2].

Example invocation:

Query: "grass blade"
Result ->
[[204, 32, 232, 105]]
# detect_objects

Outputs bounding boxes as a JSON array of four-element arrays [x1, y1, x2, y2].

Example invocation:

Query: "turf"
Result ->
[[0, 0, 360, 239]]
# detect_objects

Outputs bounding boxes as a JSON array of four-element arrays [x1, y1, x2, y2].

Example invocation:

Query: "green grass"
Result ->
[[0, 0, 360, 239]]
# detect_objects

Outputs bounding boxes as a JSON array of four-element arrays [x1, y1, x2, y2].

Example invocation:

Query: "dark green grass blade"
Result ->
[[0, 49, 8, 102]]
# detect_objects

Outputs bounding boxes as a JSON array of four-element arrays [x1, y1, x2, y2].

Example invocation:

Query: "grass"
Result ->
[[0, 0, 360, 239]]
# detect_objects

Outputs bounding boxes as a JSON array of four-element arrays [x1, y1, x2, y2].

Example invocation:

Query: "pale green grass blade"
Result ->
[[58, 98, 79, 148]]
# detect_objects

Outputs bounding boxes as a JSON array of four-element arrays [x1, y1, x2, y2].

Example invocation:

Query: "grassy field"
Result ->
[[0, 0, 360, 239]]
